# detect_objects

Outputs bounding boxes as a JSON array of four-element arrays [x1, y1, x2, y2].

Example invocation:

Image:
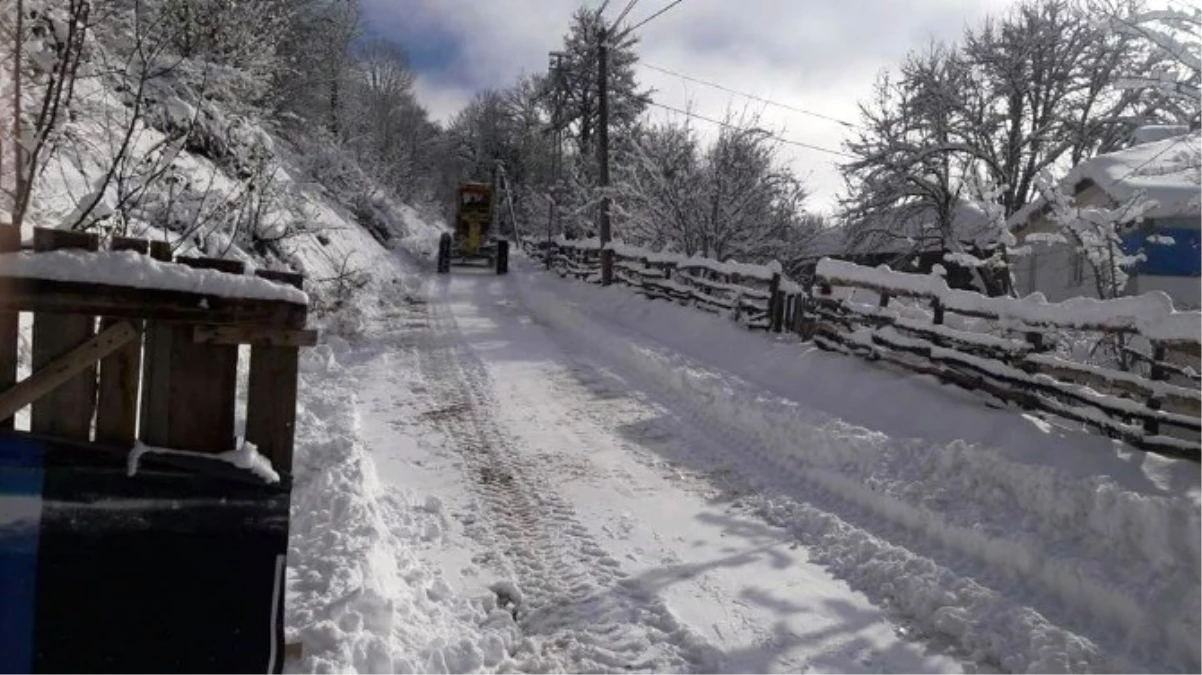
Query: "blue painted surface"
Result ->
[[1122, 225, 1202, 277], [0, 435, 44, 674]]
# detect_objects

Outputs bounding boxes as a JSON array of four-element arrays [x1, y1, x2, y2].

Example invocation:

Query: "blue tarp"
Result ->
[[0, 436, 43, 674], [1122, 226, 1202, 277], [0, 433, 290, 674]]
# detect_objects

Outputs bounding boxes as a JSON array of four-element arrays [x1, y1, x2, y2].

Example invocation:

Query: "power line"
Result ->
[[1113, 132, 1197, 183], [643, 100, 856, 158], [627, 0, 689, 32], [611, 0, 641, 28], [641, 62, 858, 129]]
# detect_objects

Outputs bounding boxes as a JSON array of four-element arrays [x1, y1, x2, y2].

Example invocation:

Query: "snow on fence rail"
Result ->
[[812, 259, 1201, 462], [537, 237, 808, 333], [0, 226, 316, 470]]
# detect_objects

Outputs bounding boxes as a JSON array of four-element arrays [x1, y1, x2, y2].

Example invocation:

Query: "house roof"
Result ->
[[1010, 131, 1202, 228]]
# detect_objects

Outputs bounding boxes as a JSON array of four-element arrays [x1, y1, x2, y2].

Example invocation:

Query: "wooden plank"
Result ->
[[255, 269, 305, 288], [34, 227, 97, 251], [160, 320, 238, 453], [109, 236, 150, 254], [0, 225, 20, 429], [149, 239, 172, 262], [0, 322, 137, 424], [174, 256, 245, 275], [246, 269, 305, 474], [245, 345, 300, 473], [138, 315, 173, 448], [0, 277, 308, 328], [769, 273, 783, 333], [138, 240, 174, 447], [95, 238, 149, 447], [31, 228, 100, 441], [157, 258, 245, 453], [193, 325, 318, 347]]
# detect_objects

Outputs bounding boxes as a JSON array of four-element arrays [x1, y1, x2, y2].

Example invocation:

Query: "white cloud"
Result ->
[[365, 0, 1019, 213]]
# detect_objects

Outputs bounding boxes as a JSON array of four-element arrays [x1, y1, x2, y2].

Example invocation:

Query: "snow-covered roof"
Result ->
[[806, 226, 851, 259], [843, 199, 995, 256], [1011, 132, 1202, 228]]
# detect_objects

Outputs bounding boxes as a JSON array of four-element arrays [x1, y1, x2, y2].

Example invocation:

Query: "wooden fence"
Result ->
[[546, 238, 809, 332], [534, 239, 1201, 462], [810, 260, 1200, 462], [0, 226, 315, 473]]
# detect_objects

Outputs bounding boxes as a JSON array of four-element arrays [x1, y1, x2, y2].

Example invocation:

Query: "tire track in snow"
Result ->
[[408, 295, 719, 673], [511, 273, 1143, 674]]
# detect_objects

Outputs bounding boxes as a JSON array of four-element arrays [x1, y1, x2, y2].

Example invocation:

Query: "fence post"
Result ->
[[794, 294, 809, 335], [0, 225, 19, 429], [931, 297, 945, 325], [1025, 331, 1046, 352], [879, 290, 891, 308], [246, 270, 305, 474], [31, 228, 100, 441], [95, 236, 151, 448], [769, 272, 783, 333], [1144, 344, 1167, 436]]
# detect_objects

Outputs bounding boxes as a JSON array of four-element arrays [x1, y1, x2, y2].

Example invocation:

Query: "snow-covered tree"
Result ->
[[4, 0, 93, 227], [340, 38, 440, 201], [1033, 169, 1158, 300], [612, 118, 703, 251], [1106, 2, 1201, 129], [960, 0, 1141, 213], [551, 6, 648, 171], [612, 109, 818, 268], [840, 42, 976, 257]]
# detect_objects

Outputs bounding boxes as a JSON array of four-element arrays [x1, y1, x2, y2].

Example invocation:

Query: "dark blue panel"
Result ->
[[1122, 227, 1202, 277], [0, 435, 45, 675]]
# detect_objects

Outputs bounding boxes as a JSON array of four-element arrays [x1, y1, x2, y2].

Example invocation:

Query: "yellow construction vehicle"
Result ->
[[437, 182, 509, 275]]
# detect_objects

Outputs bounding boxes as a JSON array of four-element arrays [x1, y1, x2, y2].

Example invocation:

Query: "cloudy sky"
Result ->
[[361, 0, 1019, 213]]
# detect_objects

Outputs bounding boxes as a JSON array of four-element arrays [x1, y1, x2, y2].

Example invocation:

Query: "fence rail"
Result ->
[[810, 259, 1200, 461], [546, 237, 799, 331], [0, 226, 314, 473], [533, 238, 1201, 462]]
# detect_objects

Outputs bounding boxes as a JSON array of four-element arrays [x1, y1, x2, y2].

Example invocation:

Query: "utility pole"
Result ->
[[597, 26, 613, 285], [547, 51, 566, 269], [490, 160, 502, 238]]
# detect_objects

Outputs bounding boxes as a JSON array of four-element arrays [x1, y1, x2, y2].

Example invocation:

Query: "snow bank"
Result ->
[[0, 249, 308, 304], [514, 260, 1201, 673], [286, 331, 521, 673]]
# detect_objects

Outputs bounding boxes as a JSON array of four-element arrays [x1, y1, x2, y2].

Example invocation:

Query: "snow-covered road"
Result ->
[[286, 253, 1200, 674], [357, 265, 966, 673]]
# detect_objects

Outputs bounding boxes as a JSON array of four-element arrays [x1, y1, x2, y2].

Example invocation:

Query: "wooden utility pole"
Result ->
[[547, 51, 566, 270], [597, 27, 613, 285]]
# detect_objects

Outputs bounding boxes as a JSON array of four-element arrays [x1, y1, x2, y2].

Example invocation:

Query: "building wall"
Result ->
[[1012, 184, 1108, 302]]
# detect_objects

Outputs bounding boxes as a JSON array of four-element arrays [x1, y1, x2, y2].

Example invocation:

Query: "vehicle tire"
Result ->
[[437, 233, 452, 274], [496, 240, 509, 275]]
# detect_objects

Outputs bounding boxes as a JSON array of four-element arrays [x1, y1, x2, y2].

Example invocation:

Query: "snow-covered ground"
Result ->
[[283, 246, 1200, 674]]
